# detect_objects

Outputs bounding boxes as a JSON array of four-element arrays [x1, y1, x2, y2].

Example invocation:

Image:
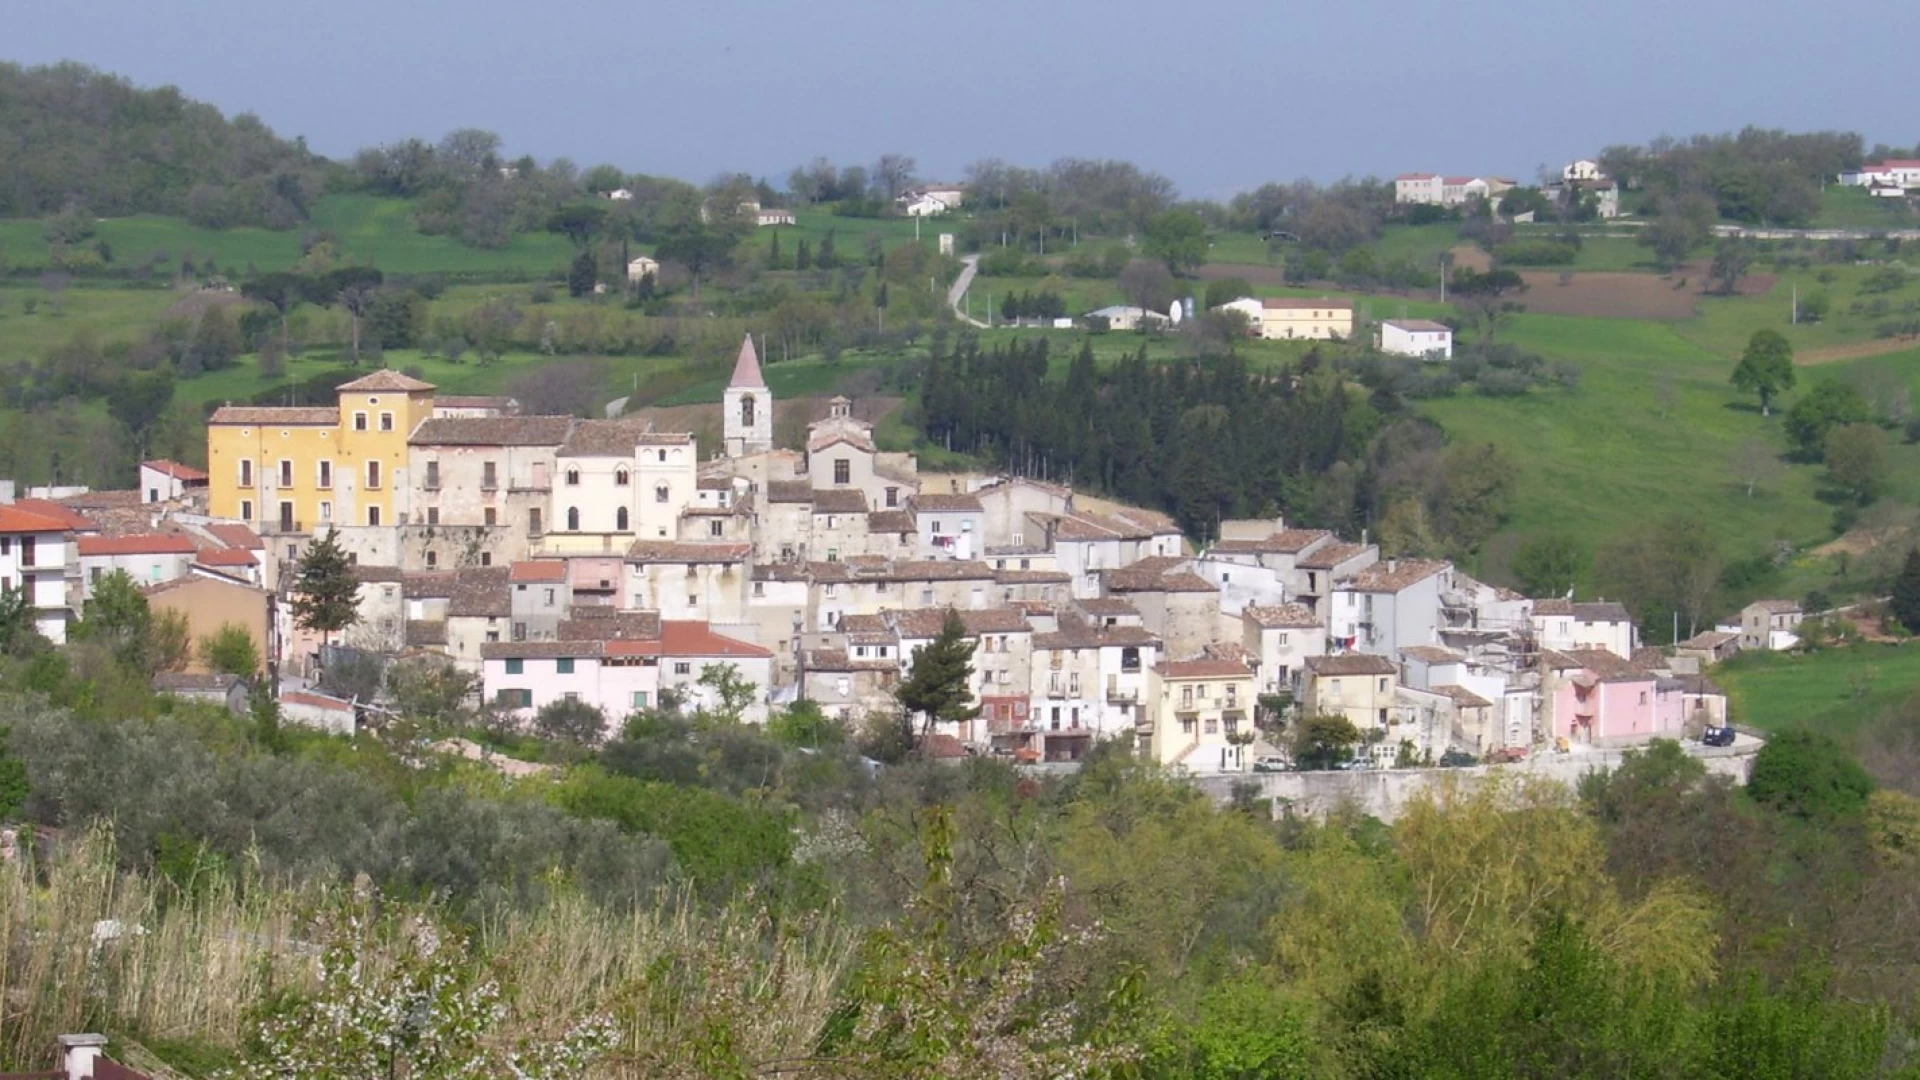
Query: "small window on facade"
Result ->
[[565, 467, 580, 486], [426, 507, 439, 525], [425, 550, 438, 568], [484, 507, 497, 526], [557, 658, 575, 674], [368, 506, 381, 526], [353, 412, 368, 431], [240, 500, 253, 521], [616, 506, 630, 531], [505, 658, 524, 675], [379, 412, 393, 432], [615, 468, 630, 486], [674, 661, 691, 675], [655, 484, 669, 503], [834, 459, 850, 484]]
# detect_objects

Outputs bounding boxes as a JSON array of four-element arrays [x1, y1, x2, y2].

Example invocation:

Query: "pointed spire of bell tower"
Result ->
[[729, 334, 766, 389]]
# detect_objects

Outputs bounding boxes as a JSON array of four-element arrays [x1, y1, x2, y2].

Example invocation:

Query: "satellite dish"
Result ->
[[1168, 299, 1183, 325]]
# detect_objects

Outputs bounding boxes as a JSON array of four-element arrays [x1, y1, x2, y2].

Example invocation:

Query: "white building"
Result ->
[[1378, 319, 1454, 359], [1084, 306, 1167, 332], [1531, 599, 1637, 659], [548, 423, 696, 547], [625, 255, 660, 283], [1329, 559, 1452, 658], [139, 459, 208, 504], [76, 534, 198, 596], [1840, 160, 1920, 189], [0, 502, 78, 643]]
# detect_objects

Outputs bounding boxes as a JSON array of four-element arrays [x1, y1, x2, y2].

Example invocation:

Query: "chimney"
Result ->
[[1388, 559, 1397, 573], [59, 1034, 108, 1079]]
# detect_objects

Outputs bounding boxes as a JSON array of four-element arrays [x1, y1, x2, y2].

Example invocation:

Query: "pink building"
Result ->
[[1544, 648, 1671, 746], [481, 618, 774, 732]]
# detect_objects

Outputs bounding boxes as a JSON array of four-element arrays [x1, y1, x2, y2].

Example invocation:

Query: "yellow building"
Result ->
[[207, 370, 436, 535], [1258, 297, 1354, 341], [1142, 658, 1256, 770]]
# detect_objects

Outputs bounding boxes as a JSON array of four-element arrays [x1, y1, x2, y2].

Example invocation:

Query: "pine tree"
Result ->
[[1893, 548, 1920, 634], [290, 529, 361, 648], [567, 249, 597, 298], [875, 281, 888, 309], [894, 608, 979, 748], [796, 239, 811, 271], [817, 229, 836, 269]]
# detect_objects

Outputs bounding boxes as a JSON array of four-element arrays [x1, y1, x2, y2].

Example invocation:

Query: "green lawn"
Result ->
[[1715, 643, 1920, 736], [1676, 261, 1920, 359], [0, 285, 181, 359], [1811, 187, 1920, 230]]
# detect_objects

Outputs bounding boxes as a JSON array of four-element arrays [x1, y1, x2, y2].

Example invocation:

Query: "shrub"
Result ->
[[1747, 729, 1875, 821]]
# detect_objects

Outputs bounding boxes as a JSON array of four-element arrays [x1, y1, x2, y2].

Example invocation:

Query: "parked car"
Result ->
[[1486, 747, 1529, 765], [1253, 755, 1290, 773], [1438, 749, 1479, 768], [1337, 757, 1372, 770], [1702, 726, 1736, 747]]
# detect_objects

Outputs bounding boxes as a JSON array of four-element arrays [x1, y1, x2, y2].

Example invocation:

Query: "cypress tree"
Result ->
[[290, 529, 362, 649], [894, 608, 978, 748], [768, 228, 781, 269], [1893, 548, 1920, 634], [796, 239, 811, 270]]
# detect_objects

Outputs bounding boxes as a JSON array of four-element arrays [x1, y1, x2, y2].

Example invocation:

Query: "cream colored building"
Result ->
[[1143, 658, 1256, 772], [1301, 653, 1399, 736], [1258, 298, 1354, 341]]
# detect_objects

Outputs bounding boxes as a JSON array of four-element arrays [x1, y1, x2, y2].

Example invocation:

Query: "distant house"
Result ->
[[0, 501, 81, 643], [604, 188, 634, 201], [1739, 599, 1803, 651], [1840, 160, 1920, 189], [1563, 159, 1605, 183], [1084, 305, 1168, 332], [757, 207, 796, 227], [280, 689, 357, 734], [77, 533, 198, 596], [1394, 174, 1516, 207], [144, 568, 276, 676], [1674, 629, 1740, 665], [140, 459, 208, 503], [626, 255, 660, 283], [903, 194, 954, 217], [1377, 319, 1454, 359], [1143, 658, 1256, 771], [152, 671, 250, 714], [1257, 297, 1353, 341]]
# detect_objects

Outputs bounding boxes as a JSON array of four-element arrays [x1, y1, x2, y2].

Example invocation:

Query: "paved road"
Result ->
[[947, 255, 988, 327], [1713, 224, 1920, 241]]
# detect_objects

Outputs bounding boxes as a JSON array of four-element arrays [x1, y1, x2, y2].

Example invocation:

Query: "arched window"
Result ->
[[741, 394, 756, 428], [616, 506, 629, 531], [655, 484, 670, 504], [614, 467, 630, 487], [565, 467, 580, 486], [657, 449, 666, 463], [567, 506, 580, 531]]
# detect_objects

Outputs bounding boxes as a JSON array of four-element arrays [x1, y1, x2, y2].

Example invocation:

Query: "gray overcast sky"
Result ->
[[11, 0, 1919, 198]]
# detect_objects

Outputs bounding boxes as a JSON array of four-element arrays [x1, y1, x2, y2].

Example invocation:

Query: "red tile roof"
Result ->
[[336, 369, 435, 392], [205, 523, 265, 550], [10, 498, 95, 530], [1262, 297, 1354, 311], [510, 560, 569, 583], [195, 547, 259, 567], [142, 459, 209, 481], [208, 406, 338, 426], [661, 620, 771, 658], [282, 691, 355, 711], [77, 533, 197, 557], [0, 504, 77, 534], [1155, 658, 1252, 679], [729, 335, 766, 389]]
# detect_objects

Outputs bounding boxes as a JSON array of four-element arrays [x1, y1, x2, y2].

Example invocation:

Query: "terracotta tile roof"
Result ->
[[1155, 658, 1251, 679], [1105, 556, 1195, 592], [77, 533, 197, 557], [1305, 654, 1397, 676], [1432, 684, 1492, 708], [405, 620, 449, 646], [58, 489, 144, 512], [912, 493, 983, 513], [510, 560, 569, 583], [1244, 603, 1319, 629], [995, 569, 1071, 584], [447, 567, 512, 617], [1262, 297, 1354, 311], [1159, 571, 1217, 593], [1533, 599, 1633, 622], [1383, 318, 1452, 332], [1076, 596, 1140, 617], [559, 419, 693, 457], [1203, 641, 1254, 663], [806, 560, 852, 583], [697, 475, 736, 490], [558, 607, 661, 641], [402, 570, 458, 596], [282, 690, 355, 711], [890, 607, 1031, 638], [768, 481, 815, 504], [409, 416, 575, 446], [1400, 645, 1464, 663], [205, 523, 264, 550], [1678, 630, 1739, 650], [661, 620, 771, 658], [0, 504, 79, 534], [1034, 621, 1160, 650], [194, 547, 259, 568], [482, 640, 605, 659], [208, 406, 337, 425], [337, 369, 435, 392], [868, 509, 914, 532], [1347, 559, 1449, 593], [144, 569, 263, 595], [1110, 507, 1182, 535], [1561, 647, 1652, 682], [808, 427, 877, 454], [626, 540, 752, 564], [350, 564, 407, 583], [142, 459, 208, 481], [1747, 598, 1802, 614], [9, 498, 95, 530], [1207, 529, 1332, 556], [882, 559, 995, 581], [1633, 646, 1669, 671], [1297, 542, 1372, 571], [811, 489, 869, 514], [753, 562, 811, 582]]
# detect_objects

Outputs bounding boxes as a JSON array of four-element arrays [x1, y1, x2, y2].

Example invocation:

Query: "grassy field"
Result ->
[[1715, 643, 1920, 736], [1811, 187, 1920, 230], [0, 284, 182, 358], [0, 194, 576, 277]]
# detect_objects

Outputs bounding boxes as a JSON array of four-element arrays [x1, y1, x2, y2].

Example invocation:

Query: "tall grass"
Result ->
[[0, 829, 854, 1076]]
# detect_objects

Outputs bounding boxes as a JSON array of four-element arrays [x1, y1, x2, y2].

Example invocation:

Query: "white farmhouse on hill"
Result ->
[[1378, 319, 1453, 359]]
